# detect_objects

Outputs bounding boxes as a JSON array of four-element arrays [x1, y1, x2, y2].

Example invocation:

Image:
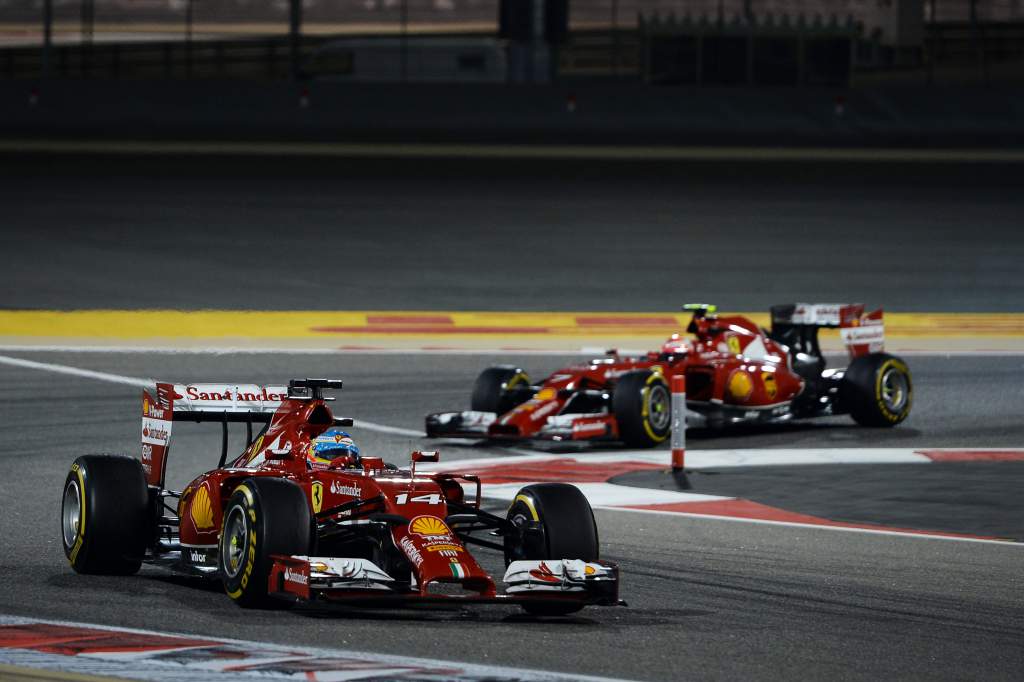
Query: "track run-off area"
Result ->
[[1, 152, 1022, 681]]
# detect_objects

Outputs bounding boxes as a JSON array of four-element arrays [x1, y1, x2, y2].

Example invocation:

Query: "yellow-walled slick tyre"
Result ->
[[505, 483, 599, 616], [613, 370, 672, 448], [219, 477, 311, 608], [470, 366, 532, 414], [841, 352, 913, 427], [61, 455, 149, 575]]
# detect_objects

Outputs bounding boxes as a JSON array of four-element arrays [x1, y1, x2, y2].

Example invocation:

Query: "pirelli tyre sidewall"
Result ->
[[470, 366, 531, 414], [504, 483, 599, 616], [841, 352, 913, 427], [220, 477, 311, 608], [61, 455, 149, 575], [612, 370, 672, 448]]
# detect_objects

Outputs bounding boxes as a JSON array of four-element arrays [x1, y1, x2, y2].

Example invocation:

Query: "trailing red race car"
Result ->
[[426, 303, 913, 448], [61, 379, 620, 615]]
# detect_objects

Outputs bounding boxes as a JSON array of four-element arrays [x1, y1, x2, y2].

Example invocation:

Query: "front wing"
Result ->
[[425, 411, 620, 442], [268, 555, 622, 608]]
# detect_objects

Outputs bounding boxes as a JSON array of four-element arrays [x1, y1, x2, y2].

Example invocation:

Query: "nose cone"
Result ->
[[393, 515, 495, 597]]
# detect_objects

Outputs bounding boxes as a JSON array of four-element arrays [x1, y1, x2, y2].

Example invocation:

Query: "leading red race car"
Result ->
[[426, 303, 913, 448], [61, 379, 620, 615]]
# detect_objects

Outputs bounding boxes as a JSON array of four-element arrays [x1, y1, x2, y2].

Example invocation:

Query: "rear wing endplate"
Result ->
[[140, 382, 289, 487], [770, 303, 884, 359]]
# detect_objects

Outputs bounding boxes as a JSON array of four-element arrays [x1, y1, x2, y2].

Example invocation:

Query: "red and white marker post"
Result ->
[[671, 374, 686, 471]]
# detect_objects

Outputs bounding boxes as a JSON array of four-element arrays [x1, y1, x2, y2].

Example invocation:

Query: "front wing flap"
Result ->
[[503, 559, 620, 603], [425, 410, 495, 439], [269, 555, 622, 608], [426, 410, 619, 443]]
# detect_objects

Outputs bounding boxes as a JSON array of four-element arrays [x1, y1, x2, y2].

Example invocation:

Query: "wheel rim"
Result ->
[[646, 384, 671, 431], [506, 510, 530, 563], [222, 506, 248, 578], [880, 367, 909, 412], [61, 479, 81, 549]]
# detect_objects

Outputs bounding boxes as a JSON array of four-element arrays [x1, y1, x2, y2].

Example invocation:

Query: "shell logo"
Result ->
[[726, 370, 754, 402], [410, 516, 450, 537], [190, 485, 214, 530]]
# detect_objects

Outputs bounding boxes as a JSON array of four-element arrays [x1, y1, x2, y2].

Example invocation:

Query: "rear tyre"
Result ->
[[219, 478, 312, 608], [613, 371, 671, 448], [841, 352, 913, 427], [61, 455, 149, 575], [505, 483, 599, 616], [470, 366, 531, 414]]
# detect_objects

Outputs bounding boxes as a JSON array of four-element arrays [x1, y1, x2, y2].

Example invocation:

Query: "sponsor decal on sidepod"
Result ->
[[330, 481, 361, 497], [284, 567, 308, 586]]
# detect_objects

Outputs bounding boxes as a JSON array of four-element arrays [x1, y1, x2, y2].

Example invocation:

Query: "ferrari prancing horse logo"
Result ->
[[311, 481, 324, 513]]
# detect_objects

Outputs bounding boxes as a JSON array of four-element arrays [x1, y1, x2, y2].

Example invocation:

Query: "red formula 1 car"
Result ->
[[60, 379, 620, 615], [426, 304, 913, 448]]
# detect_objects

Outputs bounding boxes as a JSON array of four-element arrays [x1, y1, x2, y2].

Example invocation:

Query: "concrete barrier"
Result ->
[[3, 80, 1023, 145]]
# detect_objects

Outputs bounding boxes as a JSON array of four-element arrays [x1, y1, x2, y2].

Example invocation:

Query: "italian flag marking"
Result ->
[[449, 562, 467, 579]]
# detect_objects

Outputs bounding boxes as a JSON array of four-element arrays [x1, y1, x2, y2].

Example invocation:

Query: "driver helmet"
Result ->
[[307, 428, 360, 469], [661, 332, 692, 356]]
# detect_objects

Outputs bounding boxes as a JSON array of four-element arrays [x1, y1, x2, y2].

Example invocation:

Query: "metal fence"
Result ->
[[1, 0, 1021, 83], [2, 0, 1022, 46]]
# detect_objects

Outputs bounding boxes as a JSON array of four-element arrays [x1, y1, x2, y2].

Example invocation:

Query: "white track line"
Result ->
[[0, 354, 424, 438], [601, 506, 1024, 546], [0, 353, 152, 387]]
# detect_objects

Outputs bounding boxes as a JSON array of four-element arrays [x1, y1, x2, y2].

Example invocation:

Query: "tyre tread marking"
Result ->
[[68, 466, 87, 565]]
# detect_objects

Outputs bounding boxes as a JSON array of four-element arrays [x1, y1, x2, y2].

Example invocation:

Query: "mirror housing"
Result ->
[[411, 450, 440, 463]]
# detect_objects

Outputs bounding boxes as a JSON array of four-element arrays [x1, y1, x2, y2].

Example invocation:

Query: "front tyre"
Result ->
[[220, 478, 311, 608], [841, 352, 913, 427], [505, 483, 599, 616], [470, 366, 532, 414], [61, 455, 149, 575], [612, 370, 671, 448]]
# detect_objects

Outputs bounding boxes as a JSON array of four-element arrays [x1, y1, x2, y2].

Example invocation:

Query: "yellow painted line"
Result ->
[[2, 140, 1024, 163], [1, 310, 1023, 340]]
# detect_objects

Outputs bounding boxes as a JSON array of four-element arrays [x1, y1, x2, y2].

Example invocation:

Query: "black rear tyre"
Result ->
[[613, 371, 671, 448], [505, 483, 599, 616], [841, 352, 913, 427], [219, 477, 312, 608], [470, 366, 531, 414], [61, 455, 149, 575]]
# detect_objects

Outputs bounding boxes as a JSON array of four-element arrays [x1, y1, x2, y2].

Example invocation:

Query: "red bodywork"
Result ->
[[143, 381, 618, 609]]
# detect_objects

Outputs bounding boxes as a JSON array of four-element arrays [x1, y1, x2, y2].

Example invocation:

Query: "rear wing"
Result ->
[[140, 382, 290, 487], [140, 380, 354, 488], [769, 303, 884, 359]]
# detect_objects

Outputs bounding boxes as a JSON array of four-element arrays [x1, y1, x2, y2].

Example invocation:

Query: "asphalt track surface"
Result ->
[[1, 152, 1022, 680], [1, 351, 1023, 681], [2, 153, 1024, 312]]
